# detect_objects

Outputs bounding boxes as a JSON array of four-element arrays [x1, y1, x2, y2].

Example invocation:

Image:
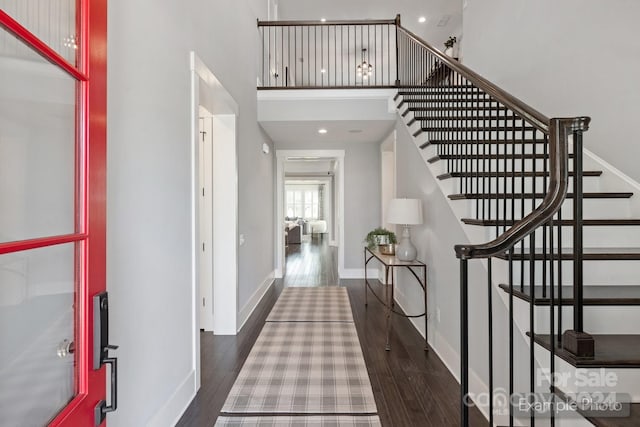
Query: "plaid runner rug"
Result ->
[[219, 321, 377, 414], [215, 416, 382, 426], [266, 287, 353, 322]]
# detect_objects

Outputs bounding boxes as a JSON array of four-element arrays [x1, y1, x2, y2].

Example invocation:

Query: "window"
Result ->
[[286, 188, 319, 219]]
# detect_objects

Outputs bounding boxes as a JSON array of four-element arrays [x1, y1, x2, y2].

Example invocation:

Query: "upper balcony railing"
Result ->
[[257, 16, 400, 89]]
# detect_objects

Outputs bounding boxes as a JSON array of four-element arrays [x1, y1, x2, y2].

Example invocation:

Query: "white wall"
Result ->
[[462, 0, 640, 182], [107, 0, 273, 425], [276, 141, 381, 270]]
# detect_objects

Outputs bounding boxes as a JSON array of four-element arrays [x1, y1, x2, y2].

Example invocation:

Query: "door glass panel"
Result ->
[[0, 243, 76, 425], [0, 29, 77, 244], [0, 0, 78, 65]]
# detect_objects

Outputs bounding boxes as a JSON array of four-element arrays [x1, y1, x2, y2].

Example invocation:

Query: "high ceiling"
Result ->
[[274, 0, 462, 50], [260, 1, 463, 146]]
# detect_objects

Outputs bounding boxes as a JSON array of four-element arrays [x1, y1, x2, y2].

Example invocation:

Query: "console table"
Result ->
[[364, 246, 427, 351]]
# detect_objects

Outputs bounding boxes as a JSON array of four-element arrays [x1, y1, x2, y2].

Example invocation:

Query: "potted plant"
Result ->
[[365, 227, 397, 255], [444, 36, 457, 57]]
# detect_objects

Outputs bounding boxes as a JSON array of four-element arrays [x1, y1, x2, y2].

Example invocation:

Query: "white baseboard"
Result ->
[[428, 330, 490, 422], [237, 271, 275, 332], [394, 287, 427, 338], [394, 288, 491, 422], [147, 370, 196, 427], [339, 268, 379, 279]]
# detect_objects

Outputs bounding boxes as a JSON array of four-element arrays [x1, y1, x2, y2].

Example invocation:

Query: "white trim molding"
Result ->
[[189, 51, 239, 392], [276, 150, 345, 279], [147, 370, 196, 427], [238, 271, 275, 331]]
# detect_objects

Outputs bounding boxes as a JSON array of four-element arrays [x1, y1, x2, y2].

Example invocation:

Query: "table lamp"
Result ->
[[387, 198, 423, 261]]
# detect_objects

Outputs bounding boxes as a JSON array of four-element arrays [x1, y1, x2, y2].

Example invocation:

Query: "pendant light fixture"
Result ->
[[357, 48, 373, 81]]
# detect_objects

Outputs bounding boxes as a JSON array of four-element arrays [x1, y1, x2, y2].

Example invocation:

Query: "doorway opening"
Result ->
[[275, 150, 345, 282], [284, 173, 337, 286], [190, 52, 238, 391]]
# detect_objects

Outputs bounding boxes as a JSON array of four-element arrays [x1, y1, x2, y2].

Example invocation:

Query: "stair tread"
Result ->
[[449, 192, 633, 200], [397, 90, 487, 96], [407, 106, 509, 112], [498, 284, 640, 305], [430, 153, 566, 161], [532, 333, 640, 367], [414, 116, 518, 121], [438, 171, 602, 179], [462, 218, 640, 226], [397, 85, 475, 90], [495, 247, 640, 261], [421, 126, 536, 132], [399, 103, 507, 111], [429, 139, 546, 145], [584, 402, 640, 427]]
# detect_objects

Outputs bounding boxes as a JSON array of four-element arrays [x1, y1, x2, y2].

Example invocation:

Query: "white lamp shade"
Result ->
[[387, 198, 423, 225]]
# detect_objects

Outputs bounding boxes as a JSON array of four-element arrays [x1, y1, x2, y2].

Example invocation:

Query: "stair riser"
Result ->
[[531, 305, 640, 335], [431, 143, 554, 155], [455, 176, 601, 195], [417, 118, 534, 127], [399, 94, 492, 101], [399, 100, 499, 109], [421, 130, 540, 138], [494, 258, 640, 287], [465, 198, 632, 220], [436, 158, 552, 170], [478, 225, 640, 249], [408, 111, 516, 119]]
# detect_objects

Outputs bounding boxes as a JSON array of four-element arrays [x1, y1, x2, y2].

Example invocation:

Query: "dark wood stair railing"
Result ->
[[395, 22, 640, 426], [393, 20, 603, 427]]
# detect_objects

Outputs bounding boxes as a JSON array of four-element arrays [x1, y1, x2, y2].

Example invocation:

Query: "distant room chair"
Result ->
[[308, 220, 327, 239]]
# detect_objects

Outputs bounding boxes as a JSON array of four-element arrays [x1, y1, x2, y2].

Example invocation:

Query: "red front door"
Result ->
[[0, 0, 108, 425]]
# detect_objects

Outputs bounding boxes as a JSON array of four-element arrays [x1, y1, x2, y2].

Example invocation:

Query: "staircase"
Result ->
[[257, 15, 640, 426], [394, 25, 640, 426]]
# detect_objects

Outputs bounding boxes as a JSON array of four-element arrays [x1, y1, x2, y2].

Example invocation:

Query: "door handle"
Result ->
[[93, 292, 119, 426], [95, 347, 118, 425]]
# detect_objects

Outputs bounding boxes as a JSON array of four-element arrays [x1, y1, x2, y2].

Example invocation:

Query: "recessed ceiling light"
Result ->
[[320, 18, 326, 22], [318, 128, 328, 134], [320, 68, 326, 73], [418, 16, 427, 23]]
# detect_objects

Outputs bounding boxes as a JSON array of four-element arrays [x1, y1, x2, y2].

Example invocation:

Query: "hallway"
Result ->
[[177, 277, 486, 426]]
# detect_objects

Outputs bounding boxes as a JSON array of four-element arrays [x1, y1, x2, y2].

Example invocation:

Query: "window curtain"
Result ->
[[318, 184, 324, 220]]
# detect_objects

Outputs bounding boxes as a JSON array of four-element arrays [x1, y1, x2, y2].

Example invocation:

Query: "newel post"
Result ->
[[562, 117, 594, 358]]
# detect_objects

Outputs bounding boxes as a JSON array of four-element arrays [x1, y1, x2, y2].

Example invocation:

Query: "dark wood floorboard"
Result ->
[[283, 237, 338, 287], [177, 246, 485, 426]]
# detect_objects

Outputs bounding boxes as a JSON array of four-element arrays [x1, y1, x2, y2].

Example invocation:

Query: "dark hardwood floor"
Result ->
[[177, 275, 486, 426], [283, 236, 338, 286]]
